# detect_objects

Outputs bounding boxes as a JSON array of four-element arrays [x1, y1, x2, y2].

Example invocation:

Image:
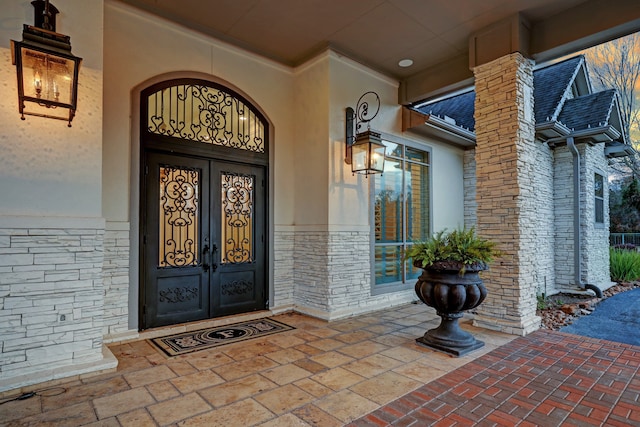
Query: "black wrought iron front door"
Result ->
[[142, 152, 266, 329]]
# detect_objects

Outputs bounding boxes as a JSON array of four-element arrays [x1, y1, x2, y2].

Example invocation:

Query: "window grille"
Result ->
[[373, 141, 430, 287]]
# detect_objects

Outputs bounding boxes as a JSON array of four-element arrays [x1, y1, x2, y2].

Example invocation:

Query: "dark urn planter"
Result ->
[[414, 261, 488, 357]]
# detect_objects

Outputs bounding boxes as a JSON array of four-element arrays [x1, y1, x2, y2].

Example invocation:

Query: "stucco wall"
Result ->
[[284, 52, 466, 319], [102, 2, 466, 326], [103, 1, 298, 329], [326, 55, 465, 233], [327, 55, 400, 227], [0, 1, 468, 352], [430, 141, 465, 232], [0, 0, 112, 392], [292, 54, 330, 226], [0, 0, 103, 218], [103, 0, 296, 225]]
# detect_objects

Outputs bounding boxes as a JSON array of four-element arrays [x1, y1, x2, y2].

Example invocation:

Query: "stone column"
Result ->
[[463, 149, 477, 229], [472, 52, 541, 335]]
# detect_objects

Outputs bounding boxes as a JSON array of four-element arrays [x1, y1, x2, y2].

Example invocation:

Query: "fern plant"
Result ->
[[405, 227, 500, 275]]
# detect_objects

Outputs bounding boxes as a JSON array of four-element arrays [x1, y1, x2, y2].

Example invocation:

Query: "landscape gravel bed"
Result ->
[[537, 281, 640, 330]]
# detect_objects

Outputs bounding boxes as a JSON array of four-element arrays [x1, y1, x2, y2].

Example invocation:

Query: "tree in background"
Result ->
[[585, 33, 640, 178], [610, 177, 640, 232], [585, 33, 640, 232]]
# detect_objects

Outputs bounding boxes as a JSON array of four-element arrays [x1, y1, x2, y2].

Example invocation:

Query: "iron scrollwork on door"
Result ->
[[159, 287, 199, 303], [221, 280, 254, 296], [221, 172, 254, 264], [159, 166, 199, 267], [146, 83, 265, 153]]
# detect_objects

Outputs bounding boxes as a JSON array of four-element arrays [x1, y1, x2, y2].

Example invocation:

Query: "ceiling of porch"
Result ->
[[115, 0, 640, 103]]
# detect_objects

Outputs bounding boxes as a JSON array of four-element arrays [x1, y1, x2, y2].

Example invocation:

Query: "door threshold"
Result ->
[[139, 310, 274, 341]]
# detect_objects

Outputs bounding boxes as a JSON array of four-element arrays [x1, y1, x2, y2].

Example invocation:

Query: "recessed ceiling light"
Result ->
[[398, 59, 414, 68]]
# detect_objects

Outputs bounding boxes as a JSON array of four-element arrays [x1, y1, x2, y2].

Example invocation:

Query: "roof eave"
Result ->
[[605, 141, 636, 158], [571, 125, 621, 143], [542, 124, 622, 147], [402, 107, 476, 149], [536, 121, 571, 142]]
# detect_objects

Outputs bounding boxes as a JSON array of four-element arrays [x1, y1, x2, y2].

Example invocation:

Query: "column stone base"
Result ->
[[473, 314, 541, 336]]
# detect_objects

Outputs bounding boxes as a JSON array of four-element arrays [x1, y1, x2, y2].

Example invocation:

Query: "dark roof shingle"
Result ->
[[412, 54, 620, 138], [557, 89, 616, 131], [533, 56, 583, 124], [414, 90, 475, 131]]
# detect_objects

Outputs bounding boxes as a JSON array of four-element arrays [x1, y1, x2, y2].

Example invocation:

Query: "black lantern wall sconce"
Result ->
[[11, 0, 82, 127], [345, 91, 386, 176]]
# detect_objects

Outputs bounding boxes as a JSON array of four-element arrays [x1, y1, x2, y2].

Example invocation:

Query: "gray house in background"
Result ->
[[405, 54, 633, 298]]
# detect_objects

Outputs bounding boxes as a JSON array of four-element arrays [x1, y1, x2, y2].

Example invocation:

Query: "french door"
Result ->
[[141, 151, 266, 329]]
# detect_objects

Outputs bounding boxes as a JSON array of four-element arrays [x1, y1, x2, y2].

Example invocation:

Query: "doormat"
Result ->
[[149, 318, 295, 357]]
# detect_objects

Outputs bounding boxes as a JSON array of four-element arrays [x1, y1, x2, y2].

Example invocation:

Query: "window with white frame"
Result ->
[[595, 173, 604, 224], [373, 140, 430, 290]]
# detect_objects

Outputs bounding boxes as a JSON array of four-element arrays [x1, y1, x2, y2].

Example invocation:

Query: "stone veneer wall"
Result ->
[[553, 144, 612, 290], [325, 231, 371, 316], [98, 226, 413, 328], [463, 149, 477, 229], [273, 229, 295, 310], [554, 146, 576, 288], [465, 143, 555, 298], [0, 217, 116, 392], [293, 230, 415, 320], [293, 231, 331, 315], [102, 222, 131, 340], [581, 145, 612, 287], [472, 53, 541, 335], [533, 140, 556, 297]]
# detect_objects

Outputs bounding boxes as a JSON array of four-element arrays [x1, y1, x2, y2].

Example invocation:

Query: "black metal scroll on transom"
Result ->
[[146, 83, 266, 153]]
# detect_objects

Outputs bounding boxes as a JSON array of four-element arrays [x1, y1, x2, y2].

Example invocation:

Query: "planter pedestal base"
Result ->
[[414, 262, 489, 357], [415, 312, 484, 357]]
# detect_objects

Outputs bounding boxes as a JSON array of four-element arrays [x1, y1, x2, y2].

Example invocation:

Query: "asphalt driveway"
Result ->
[[561, 287, 640, 346]]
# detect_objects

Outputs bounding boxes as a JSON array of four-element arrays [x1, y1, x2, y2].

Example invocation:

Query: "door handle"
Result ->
[[211, 244, 218, 272], [202, 244, 210, 272]]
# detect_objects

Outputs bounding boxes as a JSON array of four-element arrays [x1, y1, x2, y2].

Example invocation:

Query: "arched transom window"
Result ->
[[145, 79, 266, 153]]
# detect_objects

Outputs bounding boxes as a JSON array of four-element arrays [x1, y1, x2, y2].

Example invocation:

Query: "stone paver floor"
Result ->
[[1, 303, 638, 426]]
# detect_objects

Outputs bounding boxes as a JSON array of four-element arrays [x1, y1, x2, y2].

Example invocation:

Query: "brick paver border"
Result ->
[[349, 330, 640, 426]]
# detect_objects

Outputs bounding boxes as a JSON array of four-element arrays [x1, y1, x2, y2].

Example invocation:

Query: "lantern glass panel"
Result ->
[[370, 143, 386, 172], [20, 46, 75, 105], [351, 140, 369, 173], [351, 131, 386, 174]]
